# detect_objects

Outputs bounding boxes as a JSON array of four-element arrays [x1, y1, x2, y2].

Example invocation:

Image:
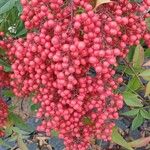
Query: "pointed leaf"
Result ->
[[112, 127, 133, 150], [8, 112, 34, 132], [123, 92, 143, 107], [131, 113, 144, 130], [140, 109, 150, 120], [126, 76, 141, 91], [122, 109, 139, 116], [0, 0, 17, 15]]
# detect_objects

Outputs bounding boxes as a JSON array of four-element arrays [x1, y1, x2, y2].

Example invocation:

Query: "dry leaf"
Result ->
[[145, 81, 150, 97], [129, 137, 150, 148], [17, 135, 28, 150], [94, 0, 111, 10], [143, 60, 150, 67]]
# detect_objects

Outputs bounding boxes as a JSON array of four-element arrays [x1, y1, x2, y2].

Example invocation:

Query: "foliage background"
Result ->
[[0, 0, 150, 150]]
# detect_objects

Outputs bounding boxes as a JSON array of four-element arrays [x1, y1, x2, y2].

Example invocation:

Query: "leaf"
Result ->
[[94, 0, 111, 9], [143, 60, 150, 67], [16, 0, 22, 15], [131, 113, 144, 130], [133, 45, 144, 68], [144, 48, 150, 57], [128, 46, 136, 62], [145, 81, 150, 97], [123, 92, 143, 107], [51, 129, 59, 137], [140, 109, 150, 120], [122, 109, 139, 116], [112, 127, 133, 150], [5, 127, 13, 136], [0, 58, 11, 72], [125, 67, 144, 75], [129, 136, 150, 148], [31, 103, 40, 111], [0, 0, 17, 15], [17, 135, 28, 150], [15, 28, 27, 37], [126, 76, 141, 91], [146, 18, 150, 31], [3, 89, 15, 97], [83, 117, 93, 125], [139, 69, 150, 81], [8, 112, 34, 132], [12, 127, 30, 135]]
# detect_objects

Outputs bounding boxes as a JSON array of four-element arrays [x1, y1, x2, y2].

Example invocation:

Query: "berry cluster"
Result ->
[[0, 98, 8, 137], [0, 0, 150, 149]]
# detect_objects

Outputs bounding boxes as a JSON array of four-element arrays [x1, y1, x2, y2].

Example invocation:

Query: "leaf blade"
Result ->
[[112, 127, 133, 150], [123, 92, 143, 107], [131, 113, 144, 130], [122, 109, 139, 116]]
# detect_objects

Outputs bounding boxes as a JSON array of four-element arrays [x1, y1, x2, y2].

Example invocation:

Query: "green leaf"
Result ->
[[122, 109, 139, 116], [0, 0, 17, 15], [15, 28, 27, 37], [83, 117, 93, 125], [145, 82, 150, 97], [145, 48, 150, 57], [123, 92, 143, 107], [145, 18, 150, 31], [12, 127, 30, 135], [8, 112, 34, 132], [3, 89, 15, 97], [128, 46, 136, 62], [133, 45, 144, 68], [31, 103, 40, 111], [139, 70, 150, 81], [125, 67, 144, 76], [51, 129, 59, 137], [0, 58, 11, 72], [126, 76, 141, 91], [131, 113, 144, 130], [5, 127, 13, 136], [112, 127, 133, 150], [16, 0, 22, 15], [140, 109, 150, 120]]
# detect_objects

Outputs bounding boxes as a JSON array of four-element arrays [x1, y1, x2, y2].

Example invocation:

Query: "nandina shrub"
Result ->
[[0, 0, 150, 149], [0, 98, 8, 137]]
